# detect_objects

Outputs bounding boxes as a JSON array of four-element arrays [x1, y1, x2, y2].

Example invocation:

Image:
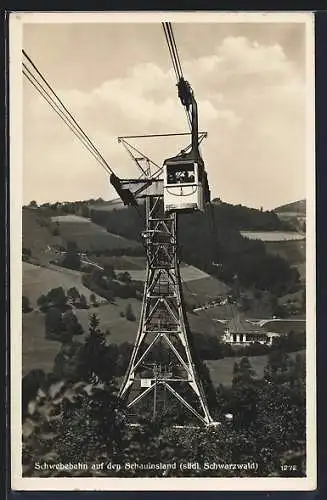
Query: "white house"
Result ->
[[222, 314, 280, 346]]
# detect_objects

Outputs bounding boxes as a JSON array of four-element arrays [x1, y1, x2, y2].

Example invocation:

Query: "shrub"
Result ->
[[76, 294, 89, 309], [37, 293, 49, 312], [67, 287, 80, 303], [125, 303, 136, 322], [47, 287, 67, 309]]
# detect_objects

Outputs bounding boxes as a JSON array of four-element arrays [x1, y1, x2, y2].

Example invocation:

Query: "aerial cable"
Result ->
[[22, 50, 112, 173], [23, 63, 107, 171], [22, 50, 113, 175], [163, 22, 183, 80], [162, 23, 192, 133], [23, 65, 111, 176], [23, 64, 111, 177], [23, 51, 146, 223], [23, 65, 147, 221], [162, 23, 181, 81], [166, 23, 185, 82]]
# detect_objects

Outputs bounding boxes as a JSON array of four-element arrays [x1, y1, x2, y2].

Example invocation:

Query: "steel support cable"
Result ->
[[23, 50, 113, 175], [162, 23, 181, 81], [162, 23, 192, 133], [164, 22, 184, 80], [165, 23, 192, 131], [23, 52, 144, 223], [23, 65, 111, 176]]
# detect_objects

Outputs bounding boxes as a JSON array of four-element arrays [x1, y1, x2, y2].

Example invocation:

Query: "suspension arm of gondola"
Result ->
[[118, 138, 162, 173]]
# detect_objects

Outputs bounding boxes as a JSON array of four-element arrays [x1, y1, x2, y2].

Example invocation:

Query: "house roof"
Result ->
[[226, 314, 266, 334]]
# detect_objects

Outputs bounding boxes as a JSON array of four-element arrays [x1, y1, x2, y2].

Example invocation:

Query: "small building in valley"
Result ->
[[222, 314, 280, 346]]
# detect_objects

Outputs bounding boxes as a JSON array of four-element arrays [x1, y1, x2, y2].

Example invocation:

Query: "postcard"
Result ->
[[9, 10, 316, 491]]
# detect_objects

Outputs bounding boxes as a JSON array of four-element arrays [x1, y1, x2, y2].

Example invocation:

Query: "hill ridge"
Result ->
[[274, 199, 306, 214]]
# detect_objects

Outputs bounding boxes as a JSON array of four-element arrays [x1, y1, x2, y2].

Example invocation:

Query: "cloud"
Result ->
[[23, 32, 307, 209]]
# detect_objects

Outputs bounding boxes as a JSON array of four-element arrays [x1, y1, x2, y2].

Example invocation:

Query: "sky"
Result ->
[[21, 16, 311, 210]]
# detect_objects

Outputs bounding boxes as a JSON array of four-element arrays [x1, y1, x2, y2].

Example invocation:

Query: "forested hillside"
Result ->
[[90, 202, 300, 296]]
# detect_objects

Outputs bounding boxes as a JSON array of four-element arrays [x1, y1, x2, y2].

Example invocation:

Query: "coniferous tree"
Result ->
[[233, 357, 257, 386], [231, 357, 258, 428], [76, 314, 115, 382], [78, 294, 88, 309], [61, 310, 84, 341], [89, 293, 98, 307]]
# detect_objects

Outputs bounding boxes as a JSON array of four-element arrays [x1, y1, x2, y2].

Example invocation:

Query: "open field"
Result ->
[[23, 208, 63, 263], [182, 275, 230, 306], [51, 214, 140, 252], [23, 209, 140, 263], [23, 262, 105, 307], [91, 256, 147, 270], [205, 349, 306, 387], [23, 311, 63, 376], [240, 230, 305, 242], [74, 299, 142, 343], [22, 299, 140, 376]]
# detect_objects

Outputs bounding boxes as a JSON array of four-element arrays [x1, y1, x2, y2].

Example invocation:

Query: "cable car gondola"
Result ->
[[163, 153, 207, 213], [163, 77, 210, 214]]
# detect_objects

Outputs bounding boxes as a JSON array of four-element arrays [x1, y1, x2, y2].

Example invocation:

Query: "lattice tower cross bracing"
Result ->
[[119, 195, 216, 426]]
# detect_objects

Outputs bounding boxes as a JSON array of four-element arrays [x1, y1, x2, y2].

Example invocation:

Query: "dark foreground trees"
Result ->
[[22, 315, 306, 478]]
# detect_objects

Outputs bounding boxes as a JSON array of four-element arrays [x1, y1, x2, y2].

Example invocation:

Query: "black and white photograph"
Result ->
[[10, 11, 316, 491]]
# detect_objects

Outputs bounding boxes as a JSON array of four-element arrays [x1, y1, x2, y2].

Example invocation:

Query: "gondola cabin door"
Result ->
[[163, 160, 204, 213]]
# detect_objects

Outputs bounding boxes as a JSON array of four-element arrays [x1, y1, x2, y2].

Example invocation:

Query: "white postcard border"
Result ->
[[9, 10, 316, 492]]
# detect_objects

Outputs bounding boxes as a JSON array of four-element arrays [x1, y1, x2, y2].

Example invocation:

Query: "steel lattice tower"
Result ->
[[119, 194, 218, 426]]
